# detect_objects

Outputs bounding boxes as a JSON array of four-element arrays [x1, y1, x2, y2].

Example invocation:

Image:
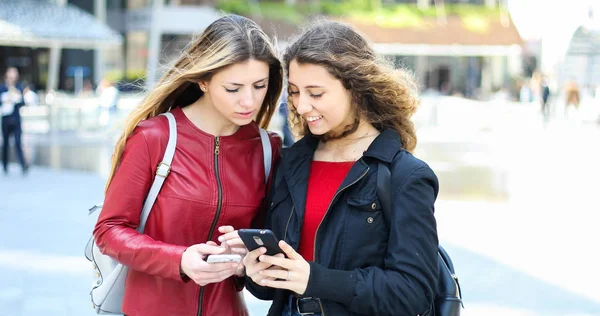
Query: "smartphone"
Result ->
[[238, 229, 284, 256], [206, 254, 242, 263]]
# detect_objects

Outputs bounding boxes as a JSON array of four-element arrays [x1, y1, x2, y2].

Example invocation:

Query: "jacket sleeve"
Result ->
[[304, 166, 439, 316], [93, 126, 188, 281], [245, 149, 284, 300]]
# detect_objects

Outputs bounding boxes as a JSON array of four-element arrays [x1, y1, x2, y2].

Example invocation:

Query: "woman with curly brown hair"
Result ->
[[242, 20, 439, 316]]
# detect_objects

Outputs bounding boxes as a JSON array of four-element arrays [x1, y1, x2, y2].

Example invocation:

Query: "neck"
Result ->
[[316, 120, 380, 161], [183, 96, 239, 137]]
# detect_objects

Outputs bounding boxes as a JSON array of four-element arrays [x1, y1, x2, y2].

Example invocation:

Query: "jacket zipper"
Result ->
[[197, 136, 223, 316], [313, 167, 369, 263], [311, 167, 368, 316], [283, 206, 294, 242]]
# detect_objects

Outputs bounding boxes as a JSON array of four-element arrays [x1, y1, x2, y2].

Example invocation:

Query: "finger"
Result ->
[[218, 231, 240, 243], [279, 240, 301, 260], [194, 243, 226, 255], [260, 278, 292, 291], [229, 247, 248, 255], [206, 241, 219, 246], [218, 225, 235, 234], [202, 262, 240, 273], [194, 269, 236, 285], [225, 238, 245, 247], [245, 259, 273, 277], [259, 254, 294, 270], [259, 268, 289, 280], [243, 247, 266, 265]]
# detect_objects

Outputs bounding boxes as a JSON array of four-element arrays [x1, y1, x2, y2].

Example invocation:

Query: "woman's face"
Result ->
[[288, 60, 354, 136], [201, 59, 270, 127]]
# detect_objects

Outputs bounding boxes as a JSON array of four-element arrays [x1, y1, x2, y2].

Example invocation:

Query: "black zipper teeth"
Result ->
[[197, 136, 223, 316]]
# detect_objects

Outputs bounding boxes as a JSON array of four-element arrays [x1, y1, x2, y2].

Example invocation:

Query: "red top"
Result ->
[[299, 161, 354, 261]]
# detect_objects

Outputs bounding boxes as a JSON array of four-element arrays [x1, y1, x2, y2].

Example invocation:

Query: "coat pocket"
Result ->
[[343, 195, 389, 267]]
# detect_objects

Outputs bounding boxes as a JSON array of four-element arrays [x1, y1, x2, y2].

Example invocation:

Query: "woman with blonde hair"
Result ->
[[244, 20, 439, 316], [94, 15, 283, 316]]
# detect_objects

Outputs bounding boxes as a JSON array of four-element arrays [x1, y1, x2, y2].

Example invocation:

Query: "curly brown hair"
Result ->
[[283, 20, 419, 152]]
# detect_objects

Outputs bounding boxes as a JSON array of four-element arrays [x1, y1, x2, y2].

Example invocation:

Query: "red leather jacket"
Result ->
[[94, 107, 281, 316]]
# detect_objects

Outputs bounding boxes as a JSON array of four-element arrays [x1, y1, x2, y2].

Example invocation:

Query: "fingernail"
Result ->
[[259, 255, 264, 261], [260, 248, 266, 254], [218, 236, 224, 242]]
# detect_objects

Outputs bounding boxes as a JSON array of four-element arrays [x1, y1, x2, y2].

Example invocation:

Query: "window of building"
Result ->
[[127, 0, 151, 9], [107, 0, 124, 9]]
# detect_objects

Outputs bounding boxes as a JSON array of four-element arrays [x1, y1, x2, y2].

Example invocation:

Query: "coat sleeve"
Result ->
[[93, 126, 188, 281], [238, 133, 283, 292], [244, 151, 284, 300], [303, 166, 439, 316]]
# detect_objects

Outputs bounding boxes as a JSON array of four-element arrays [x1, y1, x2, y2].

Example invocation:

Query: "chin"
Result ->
[[308, 126, 329, 136], [231, 117, 254, 126]]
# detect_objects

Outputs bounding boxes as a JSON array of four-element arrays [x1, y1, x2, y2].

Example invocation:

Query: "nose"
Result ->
[[294, 93, 312, 115], [239, 89, 254, 109]]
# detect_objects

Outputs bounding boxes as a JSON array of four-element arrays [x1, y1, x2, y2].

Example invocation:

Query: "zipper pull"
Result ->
[[214, 136, 220, 155]]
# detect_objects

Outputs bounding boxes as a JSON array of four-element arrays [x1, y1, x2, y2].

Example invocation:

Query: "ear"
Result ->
[[198, 82, 208, 92]]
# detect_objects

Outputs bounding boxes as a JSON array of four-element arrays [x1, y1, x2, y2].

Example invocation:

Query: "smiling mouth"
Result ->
[[305, 115, 323, 122]]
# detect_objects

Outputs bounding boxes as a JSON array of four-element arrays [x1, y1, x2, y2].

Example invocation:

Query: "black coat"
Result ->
[[247, 129, 439, 316]]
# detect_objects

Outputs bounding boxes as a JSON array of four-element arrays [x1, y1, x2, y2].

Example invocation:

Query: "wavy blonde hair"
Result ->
[[105, 15, 283, 192], [283, 20, 419, 152]]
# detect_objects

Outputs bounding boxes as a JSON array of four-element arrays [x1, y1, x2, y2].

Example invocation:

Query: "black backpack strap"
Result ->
[[376, 162, 393, 225], [376, 162, 464, 311]]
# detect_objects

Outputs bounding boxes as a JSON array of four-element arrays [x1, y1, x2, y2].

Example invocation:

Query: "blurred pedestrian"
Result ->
[[96, 79, 119, 126], [0, 67, 29, 175], [23, 84, 39, 106], [540, 77, 551, 119], [565, 80, 580, 118], [279, 88, 295, 146]]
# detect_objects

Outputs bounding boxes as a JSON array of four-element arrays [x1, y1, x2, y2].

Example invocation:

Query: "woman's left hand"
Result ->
[[217, 226, 248, 277], [257, 240, 310, 295]]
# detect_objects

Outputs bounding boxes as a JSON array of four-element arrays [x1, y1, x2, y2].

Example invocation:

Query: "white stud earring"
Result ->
[[201, 86, 206, 92]]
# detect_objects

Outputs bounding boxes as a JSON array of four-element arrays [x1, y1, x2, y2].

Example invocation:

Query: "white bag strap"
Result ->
[[137, 112, 177, 233], [259, 128, 272, 184]]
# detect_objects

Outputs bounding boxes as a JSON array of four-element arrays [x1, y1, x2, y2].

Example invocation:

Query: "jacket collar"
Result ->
[[280, 128, 403, 219]]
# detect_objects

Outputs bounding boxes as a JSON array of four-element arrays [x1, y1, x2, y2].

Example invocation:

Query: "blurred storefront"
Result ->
[[0, 0, 122, 93]]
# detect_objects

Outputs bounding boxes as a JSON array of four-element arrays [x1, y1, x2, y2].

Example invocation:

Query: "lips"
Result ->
[[236, 111, 254, 119], [305, 115, 323, 123]]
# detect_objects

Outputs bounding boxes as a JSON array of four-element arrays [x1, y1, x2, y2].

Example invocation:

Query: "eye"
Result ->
[[289, 90, 299, 95], [225, 87, 239, 93], [254, 84, 267, 90], [310, 93, 323, 99]]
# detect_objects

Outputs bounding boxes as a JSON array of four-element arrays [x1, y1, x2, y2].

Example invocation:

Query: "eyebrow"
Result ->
[[226, 77, 268, 86], [288, 82, 325, 89]]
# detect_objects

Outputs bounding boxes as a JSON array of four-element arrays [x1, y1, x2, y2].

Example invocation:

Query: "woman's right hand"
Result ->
[[243, 247, 284, 285], [180, 241, 240, 286]]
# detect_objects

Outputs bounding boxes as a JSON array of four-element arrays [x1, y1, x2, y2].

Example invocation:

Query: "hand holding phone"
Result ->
[[180, 242, 240, 286], [238, 229, 284, 256]]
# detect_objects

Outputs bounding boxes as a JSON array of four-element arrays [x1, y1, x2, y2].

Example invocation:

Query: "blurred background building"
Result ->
[[2, 0, 600, 99]]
